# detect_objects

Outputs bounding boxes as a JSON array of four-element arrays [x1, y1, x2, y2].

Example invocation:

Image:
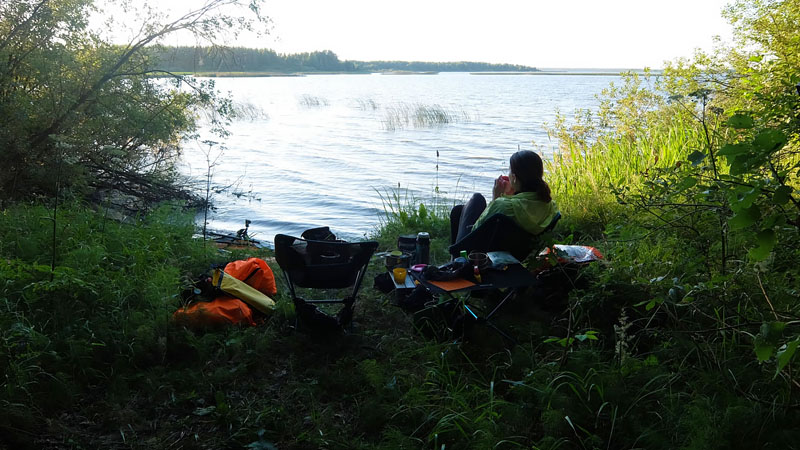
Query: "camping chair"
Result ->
[[448, 212, 561, 261], [274, 233, 378, 332], [442, 211, 561, 345]]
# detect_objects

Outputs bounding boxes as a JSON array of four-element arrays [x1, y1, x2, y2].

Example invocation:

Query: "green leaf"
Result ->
[[753, 129, 787, 153], [776, 339, 800, 376], [735, 188, 761, 209], [757, 228, 777, 247], [687, 151, 706, 166], [193, 406, 216, 416], [749, 229, 776, 261], [717, 143, 751, 157], [728, 205, 760, 230], [754, 334, 775, 362], [773, 185, 793, 205], [754, 321, 786, 362], [675, 176, 697, 191], [763, 213, 786, 229], [727, 113, 754, 129], [576, 331, 599, 342]]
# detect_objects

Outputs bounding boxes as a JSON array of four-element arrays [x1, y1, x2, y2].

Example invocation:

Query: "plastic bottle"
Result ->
[[416, 232, 430, 265]]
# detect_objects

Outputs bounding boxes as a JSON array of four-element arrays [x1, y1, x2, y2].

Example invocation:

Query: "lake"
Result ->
[[180, 72, 618, 244]]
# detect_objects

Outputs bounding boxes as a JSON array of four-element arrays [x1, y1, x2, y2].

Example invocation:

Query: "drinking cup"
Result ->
[[469, 251, 490, 270], [393, 267, 407, 284]]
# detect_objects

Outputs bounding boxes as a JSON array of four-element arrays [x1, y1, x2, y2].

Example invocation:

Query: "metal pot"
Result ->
[[385, 251, 411, 269]]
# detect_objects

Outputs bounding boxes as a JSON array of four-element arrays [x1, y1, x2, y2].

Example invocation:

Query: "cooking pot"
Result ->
[[384, 250, 411, 269]]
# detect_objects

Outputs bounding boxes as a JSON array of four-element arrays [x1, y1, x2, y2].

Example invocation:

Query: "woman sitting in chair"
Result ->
[[450, 150, 559, 245]]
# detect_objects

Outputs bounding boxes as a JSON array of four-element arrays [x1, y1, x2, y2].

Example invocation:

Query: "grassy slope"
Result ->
[[3, 185, 798, 450]]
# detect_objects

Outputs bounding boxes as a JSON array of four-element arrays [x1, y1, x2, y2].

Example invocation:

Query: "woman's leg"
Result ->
[[456, 193, 486, 242], [450, 204, 464, 245]]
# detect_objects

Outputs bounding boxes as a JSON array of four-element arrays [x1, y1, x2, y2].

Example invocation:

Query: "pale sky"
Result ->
[[140, 0, 734, 69]]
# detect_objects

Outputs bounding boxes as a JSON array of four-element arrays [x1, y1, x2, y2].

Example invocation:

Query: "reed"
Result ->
[[354, 97, 379, 110], [231, 101, 269, 120], [382, 102, 471, 131], [544, 105, 704, 226], [298, 94, 329, 108]]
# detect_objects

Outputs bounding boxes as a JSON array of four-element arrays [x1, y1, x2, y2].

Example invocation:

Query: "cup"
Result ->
[[392, 267, 407, 284], [469, 251, 490, 270], [498, 175, 515, 196]]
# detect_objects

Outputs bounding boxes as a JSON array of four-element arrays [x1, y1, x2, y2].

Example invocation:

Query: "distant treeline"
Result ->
[[149, 46, 538, 73]]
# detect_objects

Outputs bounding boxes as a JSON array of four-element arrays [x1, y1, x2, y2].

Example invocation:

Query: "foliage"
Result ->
[[0, 204, 218, 438], [535, 1, 800, 446], [0, 0, 266, 204]]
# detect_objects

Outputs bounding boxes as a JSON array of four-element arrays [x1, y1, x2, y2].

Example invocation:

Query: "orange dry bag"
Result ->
[[223, 257, 278, 297], [173, 258, 278, 329], [172, 297, 257, 329]]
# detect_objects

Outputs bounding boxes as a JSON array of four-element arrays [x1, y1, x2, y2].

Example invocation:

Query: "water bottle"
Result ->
[[416, 232, 430, 265]]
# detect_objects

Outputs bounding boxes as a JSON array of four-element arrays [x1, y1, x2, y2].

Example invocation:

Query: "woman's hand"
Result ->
[[493, 175, 513, 200]]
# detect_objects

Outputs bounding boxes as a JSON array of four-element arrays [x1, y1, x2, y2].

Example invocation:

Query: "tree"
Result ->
[[0, 0, 266, 204]]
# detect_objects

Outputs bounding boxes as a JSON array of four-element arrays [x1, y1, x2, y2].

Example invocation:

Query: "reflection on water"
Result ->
[[180, 72, 617, 244]]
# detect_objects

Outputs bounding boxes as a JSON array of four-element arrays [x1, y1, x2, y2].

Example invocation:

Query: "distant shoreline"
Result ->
[[166, 70, 651, 78], [471, 71, 634, 76]]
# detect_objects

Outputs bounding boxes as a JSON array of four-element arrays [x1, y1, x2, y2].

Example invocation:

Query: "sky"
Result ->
[[142, 0, 735, 69]]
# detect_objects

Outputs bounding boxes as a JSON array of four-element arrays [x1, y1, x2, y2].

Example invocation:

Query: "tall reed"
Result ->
[[382, 102, 471, 131], [544, 104, 704, 226]]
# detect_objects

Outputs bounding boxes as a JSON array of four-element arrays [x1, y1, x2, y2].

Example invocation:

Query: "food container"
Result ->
[[397, 234, 417, 254], [384, 250, 411, 270]]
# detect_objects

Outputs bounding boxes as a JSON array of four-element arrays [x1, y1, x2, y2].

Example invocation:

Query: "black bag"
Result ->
[[301, 226, 338, 241], [422, 257, 472, 281], [397, 285, 434, 312], [373, 272, 395, 294]]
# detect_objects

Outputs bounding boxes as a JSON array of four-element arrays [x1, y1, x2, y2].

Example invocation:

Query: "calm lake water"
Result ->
[[180, 72, 618, 244]]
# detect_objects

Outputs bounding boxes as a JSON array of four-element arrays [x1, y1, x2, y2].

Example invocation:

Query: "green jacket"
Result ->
[[473, 192, 559, 236]]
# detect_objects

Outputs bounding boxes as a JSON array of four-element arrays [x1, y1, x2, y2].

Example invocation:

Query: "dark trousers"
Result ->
[[450, 193, 487, 244]]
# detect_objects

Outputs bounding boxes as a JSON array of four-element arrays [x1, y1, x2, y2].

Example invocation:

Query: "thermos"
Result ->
[[416, 232, 430, 265]]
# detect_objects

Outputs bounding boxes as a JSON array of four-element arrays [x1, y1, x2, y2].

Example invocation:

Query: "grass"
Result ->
[[298, 94, 329, 108], [354, 97, 379, 111], [231, 100, 269, 120], [2, 184, 799, 449], [540, 102, 706, 237], [382, 102, 472, 131]]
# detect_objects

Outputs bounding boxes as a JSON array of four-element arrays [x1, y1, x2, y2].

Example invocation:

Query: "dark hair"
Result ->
[[509, 150, 551, 202]]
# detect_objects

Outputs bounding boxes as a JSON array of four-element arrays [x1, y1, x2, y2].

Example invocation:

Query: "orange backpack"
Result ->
[[172, 258, 277, 329], [223, 257, 277, 297]]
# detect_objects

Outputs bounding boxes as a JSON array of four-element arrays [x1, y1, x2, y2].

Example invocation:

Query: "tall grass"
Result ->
[[544, 103, 704, 227], [382, 102, 472, 131], [373, 187, 452, 259], [298, 94, 329, 107], [354, 97, 379, 110], [0, 204, 218, 410], [231, 100, 269, 120]]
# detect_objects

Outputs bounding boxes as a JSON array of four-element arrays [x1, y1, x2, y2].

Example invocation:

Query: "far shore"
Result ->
[[163, 70, 654, 78]]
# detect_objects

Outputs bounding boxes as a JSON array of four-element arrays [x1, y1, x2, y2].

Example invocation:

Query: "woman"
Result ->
[[450, 150, 558, 244]]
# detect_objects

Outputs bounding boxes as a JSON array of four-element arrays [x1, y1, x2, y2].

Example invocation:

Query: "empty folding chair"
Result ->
[[274, 233, 378, 333]]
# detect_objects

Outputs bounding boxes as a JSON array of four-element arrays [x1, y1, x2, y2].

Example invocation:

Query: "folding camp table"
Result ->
[[411, 263, 540, 345]]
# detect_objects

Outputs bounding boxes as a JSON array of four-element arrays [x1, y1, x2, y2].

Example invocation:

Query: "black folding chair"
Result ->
[[441, 211, 561, 345], [274, 234, 378, 333], [448, 212, 561, 261]]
